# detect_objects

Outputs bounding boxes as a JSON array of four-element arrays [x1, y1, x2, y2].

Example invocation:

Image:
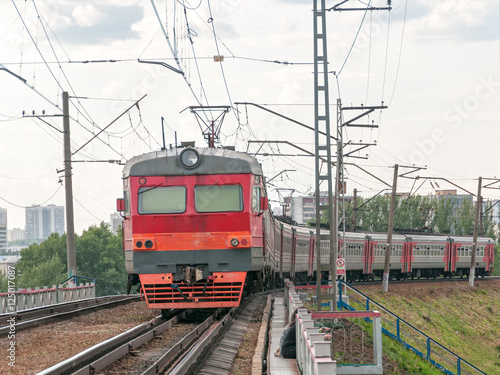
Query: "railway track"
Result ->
[[293, 275, 500, 289], [36, 293, 267, 375], [0, 294, 140, 336]]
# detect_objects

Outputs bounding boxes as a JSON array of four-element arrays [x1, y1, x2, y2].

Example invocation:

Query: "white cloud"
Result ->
[[412, 0, 493, 39], [72, 4, 106, 27]]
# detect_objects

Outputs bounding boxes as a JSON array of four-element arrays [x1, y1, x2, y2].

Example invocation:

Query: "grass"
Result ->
[[303, 278, 500, 374], [356, 283, 500, 374]]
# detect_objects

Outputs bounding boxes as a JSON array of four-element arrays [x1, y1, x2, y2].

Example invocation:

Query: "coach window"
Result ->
[[195, 185, 243, 212], [138, 186, 186, 214], [252, 186, 261, 212]]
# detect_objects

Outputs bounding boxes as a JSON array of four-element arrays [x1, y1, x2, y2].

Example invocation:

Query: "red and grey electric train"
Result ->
[[118, 147, 495, 310]]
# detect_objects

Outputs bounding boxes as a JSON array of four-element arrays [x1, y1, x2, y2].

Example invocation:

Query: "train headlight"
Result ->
[[145, 240, 154, 248], [230, 238, 239, 247], [180, 148, 200, 169]]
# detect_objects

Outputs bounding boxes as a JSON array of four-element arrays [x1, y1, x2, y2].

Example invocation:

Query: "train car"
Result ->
[[118, 147, 268, 309], [340, 232, 367, 282], [406, 234, 449, 279], [267, 215, 495, 283], [449, 236, 495, 277], [366, 233, 407, 280]]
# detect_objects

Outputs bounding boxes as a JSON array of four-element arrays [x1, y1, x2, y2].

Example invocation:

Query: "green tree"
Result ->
[[432, 196, 456, 234], [76, 223, 127, 296], [394, 195, 433, 231], [14, 223, 127, 296], [18, 255, 67, 288], [455, 199, 475, 235], [481, 200, 497, 240], [0, 273, 9, 294], [16, 233, 67, 287]]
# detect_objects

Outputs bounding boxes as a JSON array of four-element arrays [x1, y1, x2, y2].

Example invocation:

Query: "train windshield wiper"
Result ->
[[138, 183, 164, 194]]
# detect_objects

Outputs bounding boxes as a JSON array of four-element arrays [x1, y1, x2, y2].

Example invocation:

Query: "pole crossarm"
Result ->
[[398, 166, 426, 178], [137, 59, 184, 75], [343, 144, 371, 158], [342, 109, 376, 127], [400, 176, 476, 197], [23, 114, 64, 133], [482, 178, 500, 190], [328, 0, 392, 12], [0, 65, 27, 83], [235, 102, 338, 141], [344, 162, 391, 188], [248, 140, 393, 188], [248, 140, 327, 162]]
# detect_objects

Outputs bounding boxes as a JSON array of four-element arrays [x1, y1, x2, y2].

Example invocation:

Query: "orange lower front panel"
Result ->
[[139, 272, 247, 309]]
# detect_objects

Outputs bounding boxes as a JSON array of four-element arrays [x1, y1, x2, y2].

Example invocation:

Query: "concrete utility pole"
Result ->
[[63, 92, 77, 281], [383, 164, 398, 292], [469, 177, 482, 288], [352, 188, 357, 231]]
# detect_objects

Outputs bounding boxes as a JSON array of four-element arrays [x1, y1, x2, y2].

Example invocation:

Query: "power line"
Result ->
[[30, 1, 99, 132], [0, 184, 62, 208], [336, 0, 372, 77], [0, 169, 54, 180], [181, 2, 212, 110], [73, 196, 102, 222], [206, 0, 236, 119], [387, 0, 408, 106]]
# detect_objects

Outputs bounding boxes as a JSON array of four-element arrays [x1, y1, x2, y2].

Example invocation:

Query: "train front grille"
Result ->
[[139, 272, 247, 308]]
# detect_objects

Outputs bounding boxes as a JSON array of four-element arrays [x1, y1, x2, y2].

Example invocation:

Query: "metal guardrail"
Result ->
[[0, 283, 95, 313], [337, 280, 486, 375]]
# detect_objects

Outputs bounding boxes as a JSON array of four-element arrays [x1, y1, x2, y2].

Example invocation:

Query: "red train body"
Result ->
[[119, 147, 495, 310]]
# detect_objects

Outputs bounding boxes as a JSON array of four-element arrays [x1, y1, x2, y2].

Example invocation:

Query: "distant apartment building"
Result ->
[[0, 256, 19, 277], [283, 193, 353, 224], [109, 213, 124, 235], [435, 190, 473, 210], [25, 204, 65, 240], [0, 208, 6, 252], [7, 228, 25, 242]]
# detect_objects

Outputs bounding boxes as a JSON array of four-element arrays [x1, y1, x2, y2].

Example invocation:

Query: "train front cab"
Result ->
[[121, 149, 268, 309]]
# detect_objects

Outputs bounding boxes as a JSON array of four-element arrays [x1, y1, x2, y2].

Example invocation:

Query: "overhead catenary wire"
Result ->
[[6, 4, 129, 160], [206, 0, 238, 122]]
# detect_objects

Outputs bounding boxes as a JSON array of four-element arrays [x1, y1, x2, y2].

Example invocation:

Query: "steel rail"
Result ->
[[0, 295, 140, 335], [36, 313, 178, 375]]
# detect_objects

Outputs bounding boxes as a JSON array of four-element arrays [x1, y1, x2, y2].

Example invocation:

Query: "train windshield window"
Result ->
[[195, 185, 243, 212], [252, 186, 261, 212], [138, 186, 186, 214]]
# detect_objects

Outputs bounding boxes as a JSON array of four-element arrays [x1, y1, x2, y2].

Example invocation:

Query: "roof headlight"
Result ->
[[180, 148, 200, 169]]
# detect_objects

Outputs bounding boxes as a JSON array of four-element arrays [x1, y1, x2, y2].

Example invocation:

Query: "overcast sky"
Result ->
[[0, 0, 499, 234]]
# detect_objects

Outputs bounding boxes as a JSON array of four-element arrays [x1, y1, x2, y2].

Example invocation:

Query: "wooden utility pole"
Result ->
[[383, 164, 398, 292], [469, 177, 482, 287], [63, 92, 77, 281]]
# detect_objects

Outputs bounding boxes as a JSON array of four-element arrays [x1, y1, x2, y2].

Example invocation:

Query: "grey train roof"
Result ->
[[123, 147, 263, 178]]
